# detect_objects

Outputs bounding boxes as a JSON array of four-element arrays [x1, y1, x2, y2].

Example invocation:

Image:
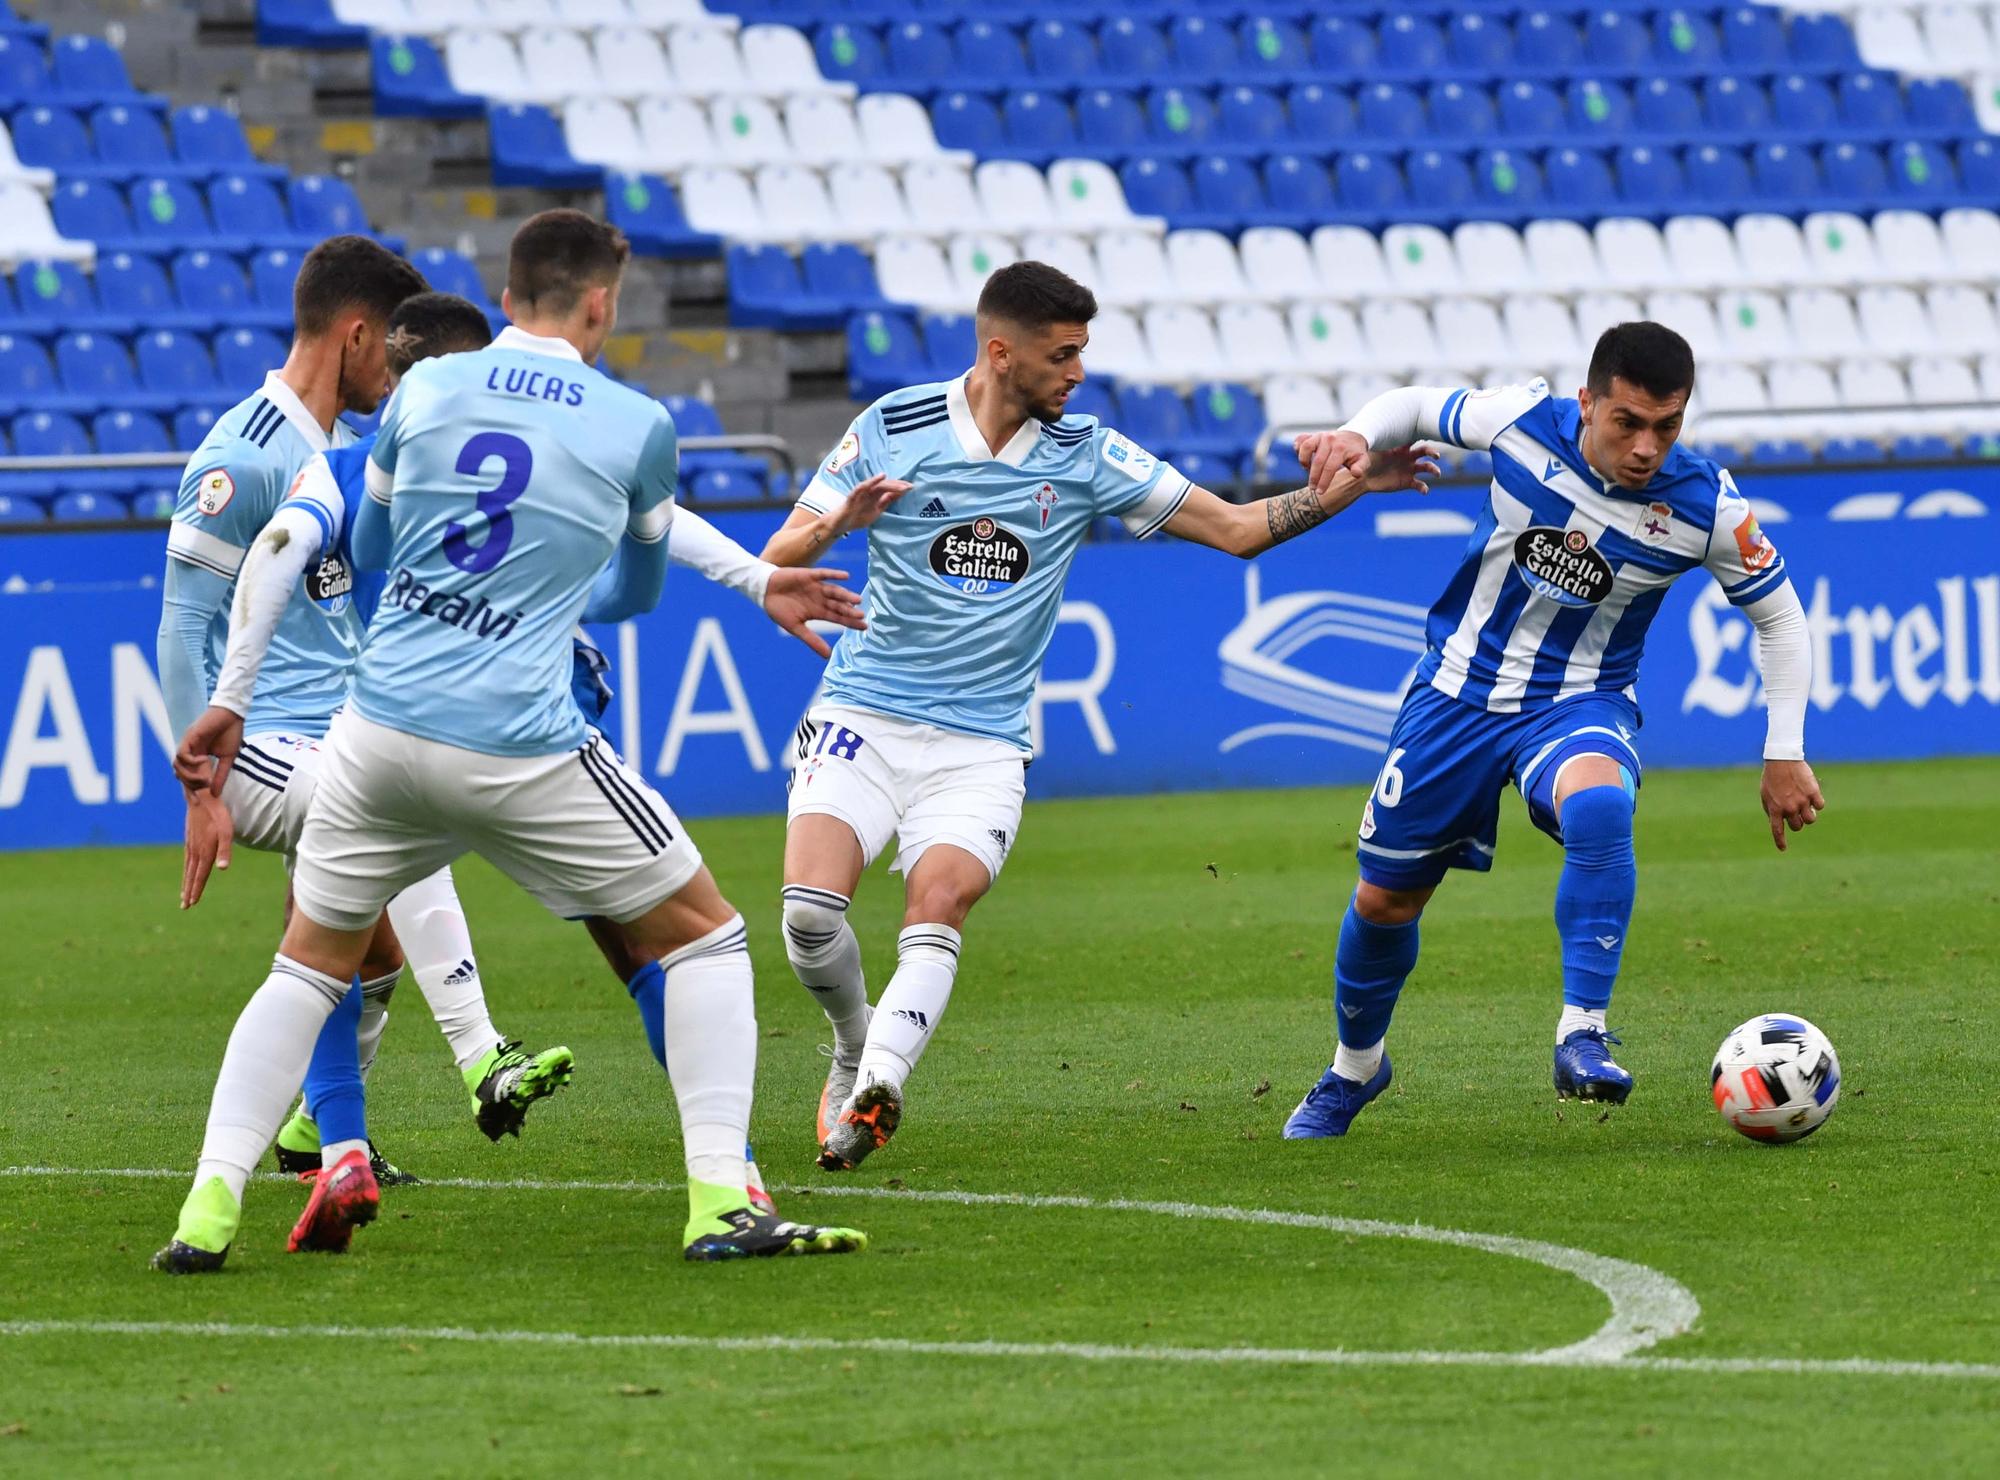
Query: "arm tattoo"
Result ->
[[1263, 487, 1329, 546]]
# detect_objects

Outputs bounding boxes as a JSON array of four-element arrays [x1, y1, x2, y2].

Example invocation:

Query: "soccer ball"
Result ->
[[1710, 1014, 1841, 1143]]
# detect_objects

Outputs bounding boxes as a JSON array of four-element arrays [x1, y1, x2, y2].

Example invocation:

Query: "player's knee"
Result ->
[[360, 939, 405, 980], [1354, 880, 1431, 927], [782, 887, 850, 962], [905, 878, 982, 930], [1559, 783, 1635, 862]]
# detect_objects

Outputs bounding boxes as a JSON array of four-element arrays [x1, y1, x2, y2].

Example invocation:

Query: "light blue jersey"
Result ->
[[162, 372, 359, 738], [799, 373, 1189, 751], [354, 325, 677, 757]]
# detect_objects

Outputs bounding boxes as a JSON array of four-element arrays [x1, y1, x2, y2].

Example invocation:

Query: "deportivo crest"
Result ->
[[1513, 526, 1614, 607], [196, 468, 235, 516], [1634, 500, 1674, 547], [826, 430, 860, 475], [929, 517, 1030, 595], [1031, 482, 1059, 530]]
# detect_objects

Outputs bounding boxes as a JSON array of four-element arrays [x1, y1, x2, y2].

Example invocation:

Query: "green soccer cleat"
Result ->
[[464, 1039, 575, 1141], [683, 1207, 869, 1262], [150, 1176, 239, 1275], [273, 1104, 321, 1176]]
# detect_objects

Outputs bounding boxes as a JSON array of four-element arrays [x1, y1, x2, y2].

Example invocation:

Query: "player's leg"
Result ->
[[387, 868, 574, 1142]]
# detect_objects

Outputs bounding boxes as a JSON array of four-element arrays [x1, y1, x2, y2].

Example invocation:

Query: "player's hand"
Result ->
[[1364, 445, 1439, 495], [763, 567, 865, 659], [174, 705, 245, 797], [1760, 759, 1825, 852], [1294, 430, 1372, 495], [833, 474, 911, 534], [180, 788, 233, 909]]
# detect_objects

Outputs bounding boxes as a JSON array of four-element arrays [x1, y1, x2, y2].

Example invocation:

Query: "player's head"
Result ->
[[503, 209, 630, 360], [1579, 321, 1696, 490], [384, 291, 494, 391], [975, 261, 1097, 423], [293, 234, 429, 417]]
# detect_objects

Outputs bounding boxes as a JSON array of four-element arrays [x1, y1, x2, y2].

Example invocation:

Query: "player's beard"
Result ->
[[337, 338, 383, 417]]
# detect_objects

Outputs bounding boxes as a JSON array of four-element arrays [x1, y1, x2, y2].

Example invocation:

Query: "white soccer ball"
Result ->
[[1710, 1014, 1841, 1144]]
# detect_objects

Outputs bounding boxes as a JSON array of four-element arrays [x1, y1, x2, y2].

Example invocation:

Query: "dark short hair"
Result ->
[[1587, 321, 1696, 401], [976, 260, 1097, 330], [506, 209, 630, 315], [385, 291, 493, 376], [293, 234, 428, 338]]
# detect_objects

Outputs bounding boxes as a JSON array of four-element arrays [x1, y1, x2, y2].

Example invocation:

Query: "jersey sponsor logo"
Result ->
[[195, 468, 235, 516], [1634, 500, 1674, 547], [1513, 526, 1614, 607], [826, 430, 860, 474], [1032, 481, 1059, 530], [1733, 511, 1776, 572], [1101, 430, 1156, 482], [304, 550, 353, 611], [928, 517, 1030, 595]]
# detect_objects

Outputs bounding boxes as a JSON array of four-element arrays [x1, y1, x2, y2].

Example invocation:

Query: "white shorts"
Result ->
[[291, 710, 703, 933], [221, 732, 325, 860], [786, 704, 1027, 882]]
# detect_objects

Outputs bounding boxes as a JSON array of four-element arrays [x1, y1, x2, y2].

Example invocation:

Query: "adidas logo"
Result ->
[[987, 828, 1008, 848], [442, 958, 477, 985], [918, 497, 950, 518], [890, 1008, 930, 1030]]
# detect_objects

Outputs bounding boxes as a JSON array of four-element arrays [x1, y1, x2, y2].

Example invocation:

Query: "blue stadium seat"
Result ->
[[11, 105, 91, 173], [1754, 142, 1822, 201], [210, 173, 313, 249], [1458, 451, 1495, 479], [1477, 148, 1543, 208], [173, 405, 218, 450], [131, 177, 219, 252], [886, 22, 953, 83], [171, 105, 269, 174], [13, 410, 91, 457], [1823, 141, 1888, 197], [1434, 82, 1497, 138], [250, 248, 301, 323], [1380, 15, 1446, 72], [604, 173, 717, 260], [1614, 144, 1683, 204], [1026, 20, 1095, 81], [1706, 77, 1770, 133], [921, 311, 975, 380], [800, 243, 889, 312], [1517, 11, 1584, 69], [1099, 18, 1168, 76], [662, 394, 767, 489], [933, 91, 1003, 152], [688, 468, 766, 503], [1551, 146, 1618, 207], [1189, 382, 1263, 458], [813, 24, 884, 87], [1892, 141, 1955, 196], [51, 35, 137, 98], [1358, 83, 1426, 143], [1003, 89, 1075, 152], [52, 491, 126, 522], [1635, 78, 1701, 134], [1686, 143, 1754, 203], [1119, 156, 1194, 217], [93, 408, 171, 454], [846, 311, 925, 400], [0, 335, 69, 410], [1335, 150, 1405, 214], [1721, 6, 1788, 69], [1567, 80, 1633, 138], [953, 20, 1025, 84], [1170, 450, 1243, 490], [485, 103, 596, 190], [1837, 73, 1904, 132], [1192, 156, 1263, 226], [287, 173, 369, 237], [1240, 17, 1307, 77], [660, 394, 724, 440], [370, 34, 480, 118], [3, 259, 97, 336], [1746, 438, 1813, 464], [1959, 138, 2000, 198], [725, 244, 844, 331], [1077, 88, 1146, 152], [1169, 17, 1237, 76], [1773, 75, 1837, 134], [1407, 148, 1474, 212], [1907, 79, 1976, 132], [1449, 14, 1513, 71], [1062, 380, 1116, 424], [1219, 86, 1285, 148], [1288, 84, 1354, 140], [257, 0, 369, 50], [1499, 81, 1563, 136], [91, 104, 173, 171], [409, 246, 491, 307], [0, 34, 50, 98], [1654, 9, 1721, 69], [1111, 383, 1194, 455], [96, 251, 191, 333], [1264, 153, 1335, 218], [1308, 17, 1377, 72], [131, 487, 176, 518], [134, 328, 222, 408], [1147, 87, 1215, 146], [55, 331, 149, 411], [212, 327, 286, 387], [1892, 434, 1954, 460], [0, 495, 42, 525], [1584, 10, 1650, 69], [1818, 437, 1883, 464]]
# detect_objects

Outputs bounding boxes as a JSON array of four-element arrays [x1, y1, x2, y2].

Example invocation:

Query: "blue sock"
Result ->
[[301, 974, 367, 1148], [625, 959, 666, 1071], [1334, 903, 1420, 1051], [1554, 784, 1637, 1012]]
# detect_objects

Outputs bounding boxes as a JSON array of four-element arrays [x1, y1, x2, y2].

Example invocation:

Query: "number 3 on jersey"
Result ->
[[443, 432, 533, 574]]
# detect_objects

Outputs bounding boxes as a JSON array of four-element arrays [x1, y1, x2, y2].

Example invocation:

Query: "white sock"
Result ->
[[1556, 1005, 1608, 1043], [856, 923, 961, 1095], [1333, 1038, 1384, 1083], [355, 970, 398, 1079], [782, 885, 870, 1060], [387, 868, 502, 1070], [194, 954, 347, 1202], [659, 916, 755, 1192], [321, 1138, 367, 1168]]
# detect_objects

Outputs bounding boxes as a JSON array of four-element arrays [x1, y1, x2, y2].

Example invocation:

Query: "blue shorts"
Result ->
[[1355, 682, 1642, 891]]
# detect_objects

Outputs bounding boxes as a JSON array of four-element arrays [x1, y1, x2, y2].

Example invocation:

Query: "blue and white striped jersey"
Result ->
[[798, 372, 1189, 750], [1411, 380, 1786, 713]]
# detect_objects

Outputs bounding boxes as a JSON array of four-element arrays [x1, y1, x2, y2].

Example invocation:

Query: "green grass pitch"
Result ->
[[2, 759, 1996, 1476]]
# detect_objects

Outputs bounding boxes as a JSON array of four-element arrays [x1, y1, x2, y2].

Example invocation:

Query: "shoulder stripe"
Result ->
[[242, 399, 278, 446], [882, 396, 948, 425], [251, 406, 285, 448], [1046, 426, 1093, 444], [884, 411, 949, 437]]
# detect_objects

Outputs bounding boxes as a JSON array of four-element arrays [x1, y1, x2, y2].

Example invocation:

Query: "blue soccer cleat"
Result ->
[[1282, 1054, 1393, 1139], [1554, 1028, 1634, 1104]]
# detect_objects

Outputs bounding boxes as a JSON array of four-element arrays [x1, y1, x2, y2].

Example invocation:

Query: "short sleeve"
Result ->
[[1703, 467, 1788, 606], [280, 452, 344, 556], [1092, 426, 1190, 538], [628, 405, 678, 544], [796, 412, 876, 516], [1438, 380, 1549, 449], [167, 439, 279, 579]]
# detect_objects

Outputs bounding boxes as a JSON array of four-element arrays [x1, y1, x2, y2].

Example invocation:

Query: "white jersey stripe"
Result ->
[[1431, 486, 1528, 701]]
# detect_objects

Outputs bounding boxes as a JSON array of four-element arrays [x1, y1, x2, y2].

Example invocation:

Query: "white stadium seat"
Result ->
[[1093, 231, 1176, 309], [1640, 292, 1721, 360], [1871, 209, 1953, 285], [856, 94, 954, 166], [1166, 229, 1257, 304], [1838, 358, 1910, 408], [592, 26, 675, 100], [331, 1, 411, 30], [1047, 158, 1159, 233], [902, 160, 990, 236], [1452, 221, 1531, 295], [1941, 207, 2000, 282], [1921, 7, 1997, 71], [627, 0, 719, 24], [974, 161, 1054, 234], [1978, 352, 2000, 400], [711, 96, 792, 168], [1925, 285, 2000, 352], [666, 24, 750, 97], [1594, 218, 1674, 292], [559, 0, 638, 25], [1380, 224, 1461, 296], [445, 31, 537, 104], [485, 0, 562, 29], [754, 164, 866, 245], [1361, 299, 1442, 371], [400, 0, 485, 31], [1802, 212, 1882, 286], [823, 163, 913, 236], [1310, 225, 1392, 300], [1786, 288, 1864, 361], [1433, 297, 1510, 369], [1502, 295, 1582, 366], [1733, 215, 1814, 290], [947, 232, 1019, 301], [678, 165, 776, 243], [563, 97, 650, 173], [1696, 362, 1770, 414], [1239, 227, 1320, 299], [0, 120, 55, 192], [634, 97, 717, 174], [1662, 215, 1742, 290], [1853, 7, 1933, 73], [1141, 304, 1225, 383], [1081, 307, 1149, 380], [784, 95, 865, 168], [1979, 70, 2000, 132], [739, 25, 852, 99], [1572, 291, 1642, 341], [1262, 372, 1341, 433], [517, 27, 600, 100], [1214, 303, 1296, 380], [1768, 360, 1839, 411], [1522, 219, 1600, 293], [0, 182, 94, 264], [1336, 372, 1397, 416], [1287, 301, 1367, 374], [1908, 355, 1981, 404], [1020, 231, 1100, 290], [1715, 289, 1794, 359], [1856, 286, 1935, 357], [874, 234, 964, 312]]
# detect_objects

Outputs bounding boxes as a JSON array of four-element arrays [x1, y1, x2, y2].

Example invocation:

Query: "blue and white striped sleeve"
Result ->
[[280, 452, 344, 556]]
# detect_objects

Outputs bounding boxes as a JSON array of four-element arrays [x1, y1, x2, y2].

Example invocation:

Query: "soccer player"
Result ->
[[157, 245, 568, 1192], [155, 210, 869, 1272], [760, 261, 1432, 1170], [1279, 323, 1826, 1138]]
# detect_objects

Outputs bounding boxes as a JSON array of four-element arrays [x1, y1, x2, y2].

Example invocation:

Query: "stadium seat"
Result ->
[[371, 34, 479, 118], [57, 330, 160, 414], [1382, 224, 1460, 296], [171, 105, 269, 175], [1926, 285, 2000, 353], [0, 494, 44, 524], [1334, 152, 1404, 216], [1455, 222, 1532, 295], [1048, 158, 1160, 234], [1169, 229, 1256, 306], [1288, 84, 1355, 142], [212, 327, 286, 388], [1076, 87, 1146, 153], [1263, 154, 1335, 225], [1187, 381, 1264, 457], [1857, 286, 1934, 358], [1552, 147, 1618, 209], [854, 93, 953, 168], [1616, 145, 1685, 208], [902, 160, 989, 236], [784, 96, 864, 170], [1706, 76, 1770, 133], [1585, 10, 1650, 69], [211, 174, 313, 250], [1137, 305, 1223, 385], [1018, 230, 1097, 289], [1823, 143, 1889, 200], [1093, 230, 1177, 311], [1149, 86, 1216, 148], [286, 173, 371, 239], [13, 409, 92, 457], [0, 334, 71, 413], [93, 407, 171, 454], [727, 244, 846, 331], [487, 103, 597, 189], [1788, 287, 1862, 359], [1003, 90, 1075, 154], [1287, 300, 1364, 376], [1382, 15, 1447, 71], [1664, 214, 1743, 289], [954, 21, 1026, 86], [1504, 295, 1584, 367], [1500, 80, 1564, 135], [921, 311, 975, 381], [821, 163, 913, 237], [91, 104, 174, 173], [95, 251, 191, 334], [1434, 299, 1510, 372], [1240, 16, 1307, 77], [1655, 8, 1721, 69], [1568, 80, 1633, 139], [134, 328, 223, 408], [1839, 357, 1909, 407], [1240, 227, 1319, 300], [172, 404, 218, 451], [1635, 78, 1701, 135], [1698, 362, 1769, 415], [1312, 225, 1393, 300], [846, 309, 925, 399], [933, 91, 1003, 154], [1308, 16, 1376, 72], [712, 98, 793, 171], [51, 491, 126, 522], [1594, 218, 1674, 291], [2, 261, 97, 336], [1077, 307, 1147, 380], [564, 98, 652, 175], [886, 22, 954, 85], [52, 35, 139, 99], [1357, 84, 1425, 144], [814, 23, 884, 87], [1838, 72, 1905, 133], [11, 106, 92, 175], [1026, 19, 1095, 82], [1722, 7, 1788, 70], [974, 163, 1052, 235], [1099, 18, 1168, 76], [1432, 82, 1496, 140], [1190, 158, 1262, 232], [604, 172, 716, 260], [1685, 145, 1754, 206], [1647, 289, 1726, 360], [1449, 13, 1513, 72], [803, 242, 892, 313]]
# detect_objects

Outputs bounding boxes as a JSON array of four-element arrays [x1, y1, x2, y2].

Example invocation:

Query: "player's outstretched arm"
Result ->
[[1160, 447, 1437, 558], [761, 473, 911, 567], [1744, 581, 1825, 851], [180, 788, 233, 909]]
